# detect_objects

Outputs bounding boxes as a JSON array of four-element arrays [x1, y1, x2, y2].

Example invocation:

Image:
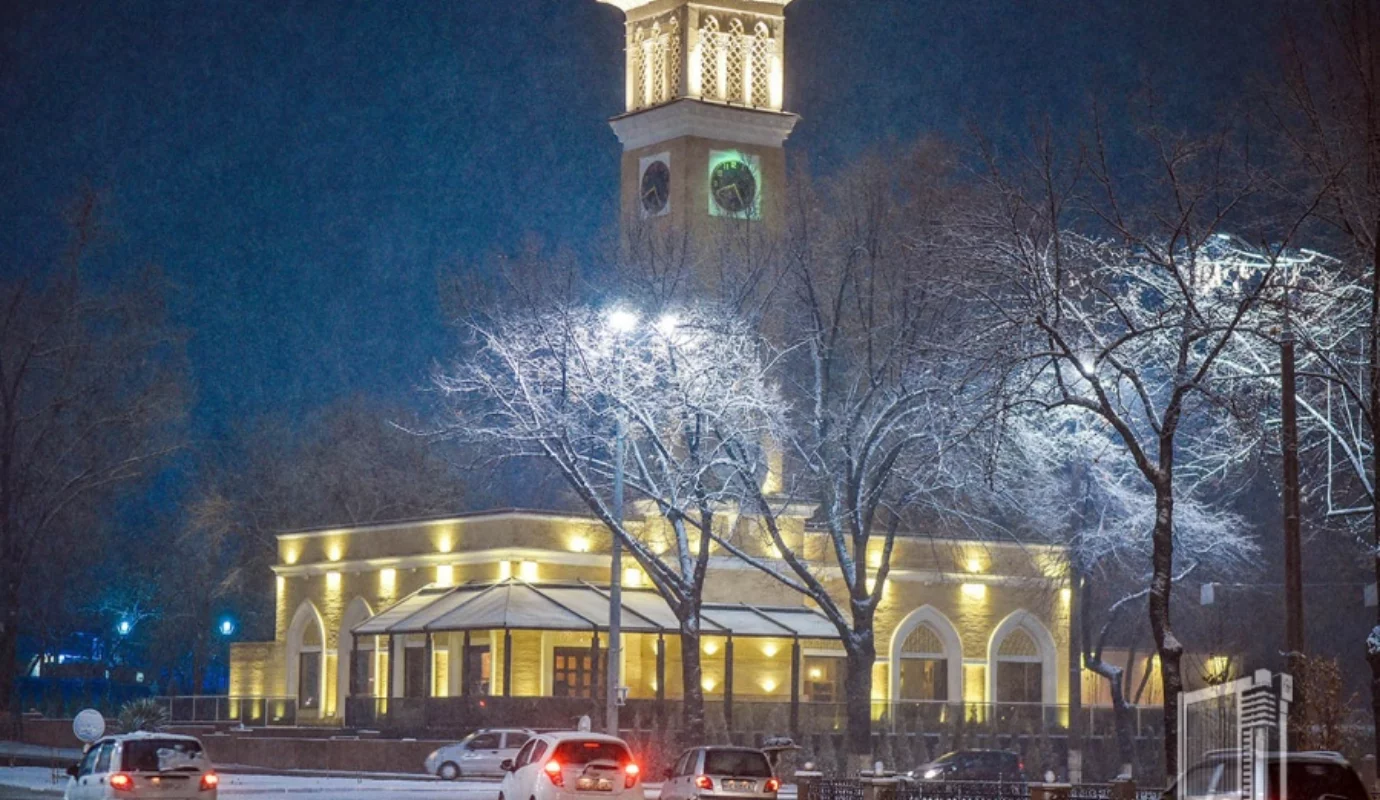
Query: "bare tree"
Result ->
[[0, 192, 185, 716], [433, 299, 782, 742], [971, 114, 1304, 775], [997, 409, 1257, 776], [712, 153, 990, 767]]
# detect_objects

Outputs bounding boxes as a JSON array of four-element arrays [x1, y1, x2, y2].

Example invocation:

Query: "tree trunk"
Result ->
[[843, 632, 877, 772], [1147, 487, 1183, 781], [0, 572, 18, 719], [678, 616, 706, 746], [1087, 661, 1136, 777]]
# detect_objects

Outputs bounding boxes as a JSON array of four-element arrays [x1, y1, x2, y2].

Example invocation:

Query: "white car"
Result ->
[[65, 732, 218, 799], [498, 732, 642, 800], [425, 728, 535, 779]]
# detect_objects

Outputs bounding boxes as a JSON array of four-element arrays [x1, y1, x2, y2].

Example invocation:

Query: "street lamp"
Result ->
[[604, 307, 636, 736], [116, 619, 132, 637], [218, 617, 236, 637]]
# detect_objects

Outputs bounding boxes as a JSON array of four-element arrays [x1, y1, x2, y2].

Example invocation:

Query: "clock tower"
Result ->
[[598, 0, 799, 234]]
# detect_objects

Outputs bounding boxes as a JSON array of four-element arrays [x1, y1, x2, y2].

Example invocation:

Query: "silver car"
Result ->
[[425, 728, 534, 779], [661, 747, 779, 800]]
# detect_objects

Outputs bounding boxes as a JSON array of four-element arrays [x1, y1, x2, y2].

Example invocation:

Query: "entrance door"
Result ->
[[552, 647, 606, 698], [465, 645, 491, 695], [404, 645, 427, 698], [298, 651, 321, 710]]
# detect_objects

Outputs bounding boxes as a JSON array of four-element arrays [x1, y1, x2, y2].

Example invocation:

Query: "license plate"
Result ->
[[724, 779, 755, 791], [577, 777, 614, 791]]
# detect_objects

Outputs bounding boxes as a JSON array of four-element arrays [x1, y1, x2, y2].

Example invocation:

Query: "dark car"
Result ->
[[1166, 750, 1367, 800], [907, 750, 1026, 784]]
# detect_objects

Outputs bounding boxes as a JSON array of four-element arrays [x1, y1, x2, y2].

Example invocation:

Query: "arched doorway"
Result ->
[[987, 610, 1058, 705], [889, 605, 963, 703], [285, 600, 326, 715], [336, 597, 375, 717]]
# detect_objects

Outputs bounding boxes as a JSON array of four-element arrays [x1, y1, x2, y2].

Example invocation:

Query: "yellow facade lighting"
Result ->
[[570, 535, 591, 554], [961, 583, 987, 599], [761, 643, 779, 658], [325, 571, 341, 590], [702, 677, 717, 692], [436, 565, 454, 587], [498, 561, 513, 580], [379, 568, 396, 594], [519, 560, 540, 582], [702, 640, 720, 656], [966, 557, 984, 574], [623, 567, 643, 587], [759, 678, 778, 693], [808, 667, 823, 680]]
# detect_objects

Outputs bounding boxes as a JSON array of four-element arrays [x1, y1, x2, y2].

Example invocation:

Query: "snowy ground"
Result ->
[[0, 768, 503, 798], [0, 768, 766, 800], [0, 767, 795, 800]]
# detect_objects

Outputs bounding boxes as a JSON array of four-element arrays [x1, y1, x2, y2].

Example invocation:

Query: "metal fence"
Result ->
[[806, 780, 1164, 800], [151, 695, 297, 727]]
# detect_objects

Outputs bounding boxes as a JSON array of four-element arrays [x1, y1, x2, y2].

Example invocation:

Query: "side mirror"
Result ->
[[500, 759, 515, 773], [664, 767, 675, 779], [66, 764, 79, 778]]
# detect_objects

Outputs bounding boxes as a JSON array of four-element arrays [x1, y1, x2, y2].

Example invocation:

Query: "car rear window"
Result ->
[[553, 740, 631, 766], [1278, 762, 1367, 800], [704, 750, 772, 778], [121, 739, 208, 773]]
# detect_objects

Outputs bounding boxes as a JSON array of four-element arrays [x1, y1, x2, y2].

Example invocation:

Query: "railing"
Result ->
[[152, 695, 297, 727], [807, 780, 1166, 800]]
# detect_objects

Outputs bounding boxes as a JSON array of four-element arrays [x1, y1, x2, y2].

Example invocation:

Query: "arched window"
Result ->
[[988, 610, 1058, 705], [285, 600, 326, 714], [700, 16, 720, 101], [725, 18, 746, 103], [889, 606, 963, 703], [650, 23, 666, 105], [750, 22, 772, 107]]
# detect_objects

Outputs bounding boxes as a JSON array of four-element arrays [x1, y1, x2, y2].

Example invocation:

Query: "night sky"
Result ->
[[2, 0, 1280, 442]]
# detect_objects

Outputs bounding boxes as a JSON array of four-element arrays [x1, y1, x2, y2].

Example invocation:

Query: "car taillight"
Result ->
[[109, 773, 134, 791], [545, 760, 565, 787], [625, 763, 641, 789], [766, 777, 782, 793], [695, 775, 715, 791], [1018, 760, 1025, 773], [201, 772, 220, 791]]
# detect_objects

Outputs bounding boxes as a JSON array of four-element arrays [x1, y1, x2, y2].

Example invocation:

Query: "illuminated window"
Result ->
[[630, 27, 646, 109], [700, 16, 720, 100], [725, 19, 745, 104], [898, 624, 948, 701], [803, 655, 845, 702], [650, 22, 666, 105], [995, 629, 1042, 703], [750, 23, 772, 107]]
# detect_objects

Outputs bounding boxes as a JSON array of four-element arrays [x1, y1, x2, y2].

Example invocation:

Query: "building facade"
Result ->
[[229, 509, 1072, 726]]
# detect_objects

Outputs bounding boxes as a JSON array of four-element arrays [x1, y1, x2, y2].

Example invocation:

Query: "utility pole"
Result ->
[[1281, 288, 1305, 696]]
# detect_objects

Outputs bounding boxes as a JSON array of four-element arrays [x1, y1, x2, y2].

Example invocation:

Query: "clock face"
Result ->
[[641, 160, 670, 216], [710, 159, 758, 216]]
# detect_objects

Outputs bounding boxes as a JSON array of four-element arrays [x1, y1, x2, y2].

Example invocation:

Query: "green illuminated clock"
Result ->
[[710, 158, 758, 216]]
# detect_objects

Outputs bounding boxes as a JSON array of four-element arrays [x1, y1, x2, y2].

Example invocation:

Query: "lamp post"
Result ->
[[605, 309, 638, 735]]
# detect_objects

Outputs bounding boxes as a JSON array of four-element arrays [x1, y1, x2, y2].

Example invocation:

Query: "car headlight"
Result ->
[[923, 769, 941, 779]]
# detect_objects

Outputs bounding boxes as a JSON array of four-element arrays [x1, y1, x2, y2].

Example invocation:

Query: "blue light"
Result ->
[[116, 619, 132, 636], [218, 618, 236, 637]]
